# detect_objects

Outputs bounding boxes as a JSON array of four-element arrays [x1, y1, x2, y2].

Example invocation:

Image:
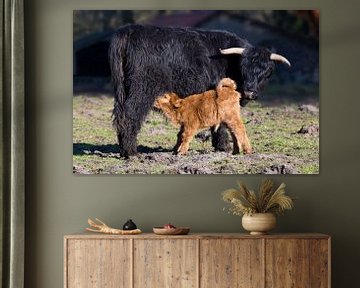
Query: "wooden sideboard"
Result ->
[[64, 233, 330, 288]]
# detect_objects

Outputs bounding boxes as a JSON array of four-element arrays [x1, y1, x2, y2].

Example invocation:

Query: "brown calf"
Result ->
[[154, 78, 252, 155]]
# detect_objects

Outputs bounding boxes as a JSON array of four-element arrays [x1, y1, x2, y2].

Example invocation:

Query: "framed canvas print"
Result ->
[[73, 10, 319, 175]]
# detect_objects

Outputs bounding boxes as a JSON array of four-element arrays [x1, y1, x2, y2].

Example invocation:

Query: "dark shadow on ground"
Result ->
[[73, 143, 119, 155], [138, 145, 173, 153], [73, 143, 172, 156]]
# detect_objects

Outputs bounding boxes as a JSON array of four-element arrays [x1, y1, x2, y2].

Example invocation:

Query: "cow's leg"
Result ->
[[115, 65, 168, 158], [114, 113, 141, 158], [230, 132, 240, 155], [116, 117, 140, 158], [211, 124, 231, 152], [115, 89, 157, 158], [113, 100, 138, 158]]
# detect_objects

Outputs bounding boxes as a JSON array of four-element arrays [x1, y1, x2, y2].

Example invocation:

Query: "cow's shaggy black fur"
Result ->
[[109, 24, 279, 158]]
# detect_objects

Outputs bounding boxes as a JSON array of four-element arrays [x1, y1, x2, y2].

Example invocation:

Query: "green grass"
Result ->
[[73, 92, 319, 174]]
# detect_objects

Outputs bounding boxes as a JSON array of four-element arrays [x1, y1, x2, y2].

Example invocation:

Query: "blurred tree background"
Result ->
[[74, 10, 318, 41]]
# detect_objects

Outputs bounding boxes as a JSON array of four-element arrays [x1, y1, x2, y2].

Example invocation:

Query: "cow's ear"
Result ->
[[267, 45, 277, 53]]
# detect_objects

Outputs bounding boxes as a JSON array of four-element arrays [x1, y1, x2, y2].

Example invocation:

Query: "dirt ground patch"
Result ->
[[73, 93, 319, 174]]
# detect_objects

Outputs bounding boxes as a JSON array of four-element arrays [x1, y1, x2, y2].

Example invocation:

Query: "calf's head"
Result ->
[[155, 93, 183, 110], [220, 47, 291, 101]]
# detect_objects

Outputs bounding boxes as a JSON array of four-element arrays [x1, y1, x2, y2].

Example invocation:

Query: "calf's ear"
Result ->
[[173, 99, 183, 108], [154, 99, 160, 108]]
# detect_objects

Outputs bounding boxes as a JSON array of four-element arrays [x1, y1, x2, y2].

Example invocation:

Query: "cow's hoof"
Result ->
[[120, 150, 137, 159], [215, 144, 232, 152]]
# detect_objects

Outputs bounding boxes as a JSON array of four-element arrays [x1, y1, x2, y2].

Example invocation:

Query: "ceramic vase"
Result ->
[[242, 213, 276, 235]]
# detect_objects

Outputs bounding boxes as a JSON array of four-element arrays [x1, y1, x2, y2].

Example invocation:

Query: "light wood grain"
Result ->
[[133, 239, 197, 288], [66, 239, 131, 288], [200, 239, 264, 288], [310, 239, 330, 288], [265, 239, 310, 288], [64, 233, 331, 288]]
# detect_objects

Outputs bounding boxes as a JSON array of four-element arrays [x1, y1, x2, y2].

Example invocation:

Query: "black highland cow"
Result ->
[[109, 24, 290, 158]]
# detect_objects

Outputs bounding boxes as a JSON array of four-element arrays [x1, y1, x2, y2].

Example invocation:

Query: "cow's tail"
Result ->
[[109, 30, 128, 130]]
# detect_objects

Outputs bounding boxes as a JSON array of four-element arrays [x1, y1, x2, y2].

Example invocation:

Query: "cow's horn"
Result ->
[[219, 47, 245, 55], [270, 53, 291, 67]]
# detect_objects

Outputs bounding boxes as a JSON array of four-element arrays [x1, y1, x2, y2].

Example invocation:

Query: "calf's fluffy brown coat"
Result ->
[[155, 78, 252, 155]]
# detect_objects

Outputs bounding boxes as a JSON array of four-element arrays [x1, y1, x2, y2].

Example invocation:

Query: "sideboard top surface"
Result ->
[[64, 232, 330, 240]]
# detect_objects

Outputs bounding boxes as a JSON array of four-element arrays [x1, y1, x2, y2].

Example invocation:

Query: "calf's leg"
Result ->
[[173, 125, 185, 154], [176, 125, 198, 155], [224, 116, 252, 155]]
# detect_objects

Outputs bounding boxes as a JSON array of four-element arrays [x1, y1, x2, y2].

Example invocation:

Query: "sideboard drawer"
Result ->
[[265, 238, 329, 288], [66, 239, 131, 288], [200, 239, 263, 288], [134, 239, 198, 288]]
